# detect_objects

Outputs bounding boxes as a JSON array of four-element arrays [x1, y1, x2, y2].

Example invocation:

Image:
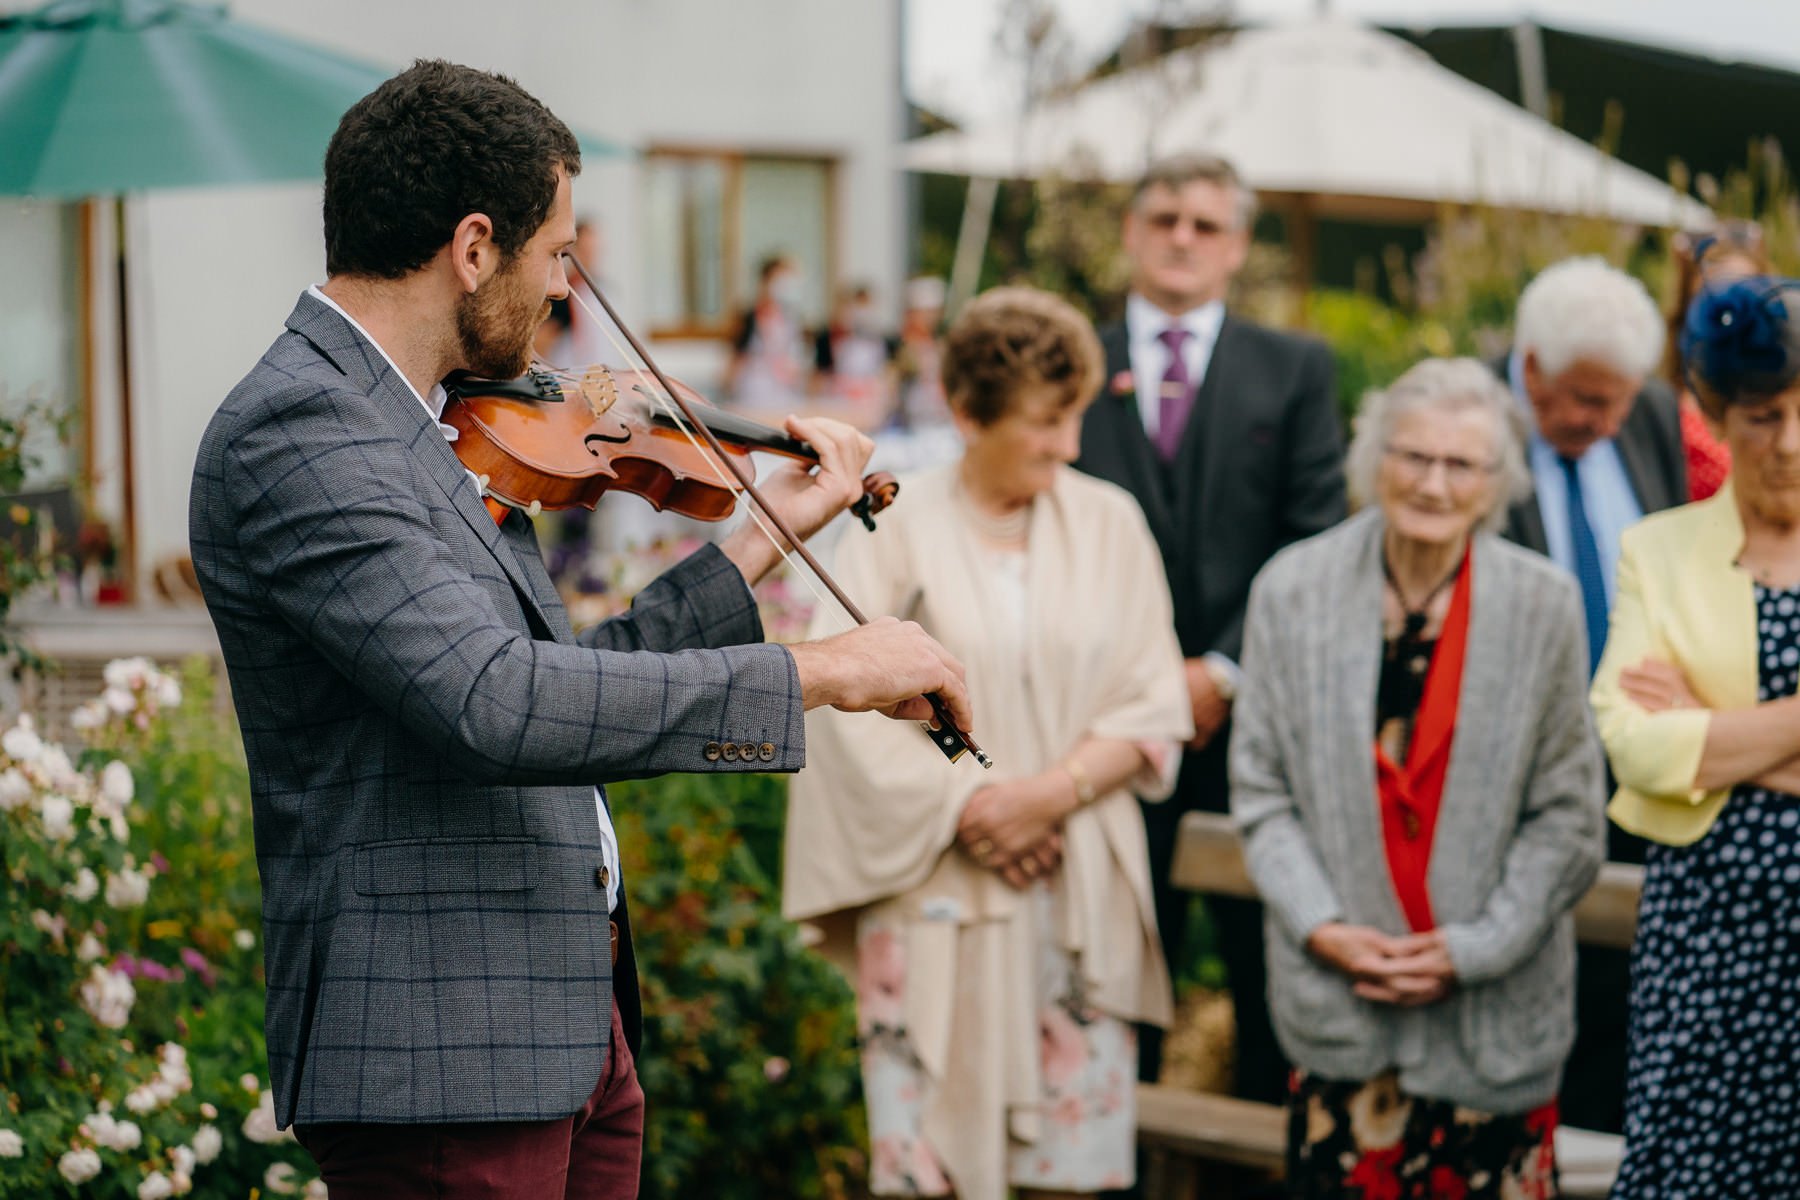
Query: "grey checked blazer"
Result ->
[[190, 292, 804, 1128], [1230, 510, 1606, 1113]]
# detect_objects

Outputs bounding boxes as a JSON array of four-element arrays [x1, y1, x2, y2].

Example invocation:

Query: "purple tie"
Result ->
[[1155, 326, 1193, 461]]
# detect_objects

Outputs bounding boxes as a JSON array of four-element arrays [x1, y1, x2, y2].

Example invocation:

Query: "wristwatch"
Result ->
[[1062, 757, 1098, 807], [1201, 657, 1238, 703]]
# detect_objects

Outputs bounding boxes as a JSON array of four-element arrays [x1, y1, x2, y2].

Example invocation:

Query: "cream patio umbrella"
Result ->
[[907, 21, 1712, 306]]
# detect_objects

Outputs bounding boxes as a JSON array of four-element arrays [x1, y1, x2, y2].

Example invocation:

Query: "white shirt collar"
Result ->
[[307, 284, 448, 421], [1126, 292, 1226, 348]]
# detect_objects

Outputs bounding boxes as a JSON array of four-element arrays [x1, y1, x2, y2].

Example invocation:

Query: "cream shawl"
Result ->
[[782, 463, 1191, 1200]]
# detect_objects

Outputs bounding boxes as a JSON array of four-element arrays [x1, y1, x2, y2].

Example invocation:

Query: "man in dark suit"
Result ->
[[188, 61, 969, 1200], [1493, 256, 1685, 1135], [1074, 155, 1346, 1103]]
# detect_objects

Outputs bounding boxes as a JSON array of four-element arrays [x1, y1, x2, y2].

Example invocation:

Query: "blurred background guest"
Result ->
[[1075, 153, 1345, 1102], [555, 215, 634, 369], [813, 281, 895, 429], [728, 253, 810, 416], [533, 294, 572, 363], [1233, 357, 1605, 1198], [1495, 254, 1681, 1133], [1664, 220, 1770, 501], [784, 286, 1191, 1200], [889, 275, 950, 431], [1594, 276, 1800, 1197]]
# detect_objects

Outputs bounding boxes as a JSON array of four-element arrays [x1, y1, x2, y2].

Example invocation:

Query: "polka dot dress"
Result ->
[[1611, 584, 1800, 1199]]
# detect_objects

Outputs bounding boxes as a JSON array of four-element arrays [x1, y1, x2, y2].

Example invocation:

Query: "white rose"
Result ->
[[66, 867, 100, 902], [264, 1161, 300, 1195], [0, 767, 29, 810], [106, 867, 151, 909], [69, 702, 103, 730], [303, 1180, 329, 1199], [103, 686, 137, 716], [170, 1144, 197, 1177], [77, 932, 105, 961], [38, 746, 77, 790], [3, 719, 42, 763], [31, 908, 67, 943], [191, 1124, 222, 1164], [242, 1091, 290, 1144], [0, 1129, 21, 1157], [104, 657, 149, 689], [58, 1147, 101, 1184], [79, 964, 135, 1029], [154, 676, 182, 708], [172, 1173, 193, 1196], [240, 1073, 260, 1093], [233, 929, 256, 951], [101, 761, 135, 807], [87, 1111, 141, 1152], [137, 1169, 175, 1200], [124, 1086, 159, 1114], [110, 812, 129, 841], [39, 793, 74, 841]]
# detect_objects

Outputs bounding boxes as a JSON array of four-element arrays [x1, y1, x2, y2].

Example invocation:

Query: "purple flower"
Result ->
[[178, 947, 217, 988]]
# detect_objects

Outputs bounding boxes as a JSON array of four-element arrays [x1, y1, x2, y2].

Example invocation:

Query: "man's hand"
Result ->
[[1619, 657, 1702, 713], [1184, 658, 1230, 750], [719, 416, 874, 586], [1306, 923, 1455, 1008], [956, 775, 1074, 887], [788, 617, 974, 730]]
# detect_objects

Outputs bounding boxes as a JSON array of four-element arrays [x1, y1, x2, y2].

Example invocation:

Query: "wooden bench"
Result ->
[[1138, 811, 1635, 1199]]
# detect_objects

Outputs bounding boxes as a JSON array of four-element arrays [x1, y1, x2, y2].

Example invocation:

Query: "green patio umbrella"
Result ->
[[0, 0, 627, 198]]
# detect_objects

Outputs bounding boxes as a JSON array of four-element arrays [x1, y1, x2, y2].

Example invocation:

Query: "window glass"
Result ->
[[0, 201, 79, 485], [738, 158, 832, 326]]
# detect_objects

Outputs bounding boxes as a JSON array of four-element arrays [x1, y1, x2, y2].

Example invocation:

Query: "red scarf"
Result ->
[[1373, 549, 1473, 934]]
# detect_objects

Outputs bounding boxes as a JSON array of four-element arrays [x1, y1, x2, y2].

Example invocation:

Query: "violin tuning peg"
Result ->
[[526, 500, 542, 518]]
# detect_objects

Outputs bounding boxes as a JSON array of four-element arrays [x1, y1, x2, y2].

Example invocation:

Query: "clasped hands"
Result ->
[[1306, 922, 1457, 1007], [1617, 658, 1700, 712], [955, 773, 1073, 889]]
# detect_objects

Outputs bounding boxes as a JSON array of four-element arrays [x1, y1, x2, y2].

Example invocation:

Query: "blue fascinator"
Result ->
[[1681, 276, 1800, 404]]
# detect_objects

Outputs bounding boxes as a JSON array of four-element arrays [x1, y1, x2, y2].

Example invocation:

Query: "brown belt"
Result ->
[[609, 919, 620, 964]]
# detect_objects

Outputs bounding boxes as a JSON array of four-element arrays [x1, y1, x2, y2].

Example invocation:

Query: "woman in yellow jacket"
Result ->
[[1592, 277, 1800, 1197]]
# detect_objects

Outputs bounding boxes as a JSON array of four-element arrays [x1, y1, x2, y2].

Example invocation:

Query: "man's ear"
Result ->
[[448, 212, 500, 293]]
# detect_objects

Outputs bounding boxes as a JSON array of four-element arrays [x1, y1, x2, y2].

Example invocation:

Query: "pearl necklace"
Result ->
[[956, 478, 1032, 542]]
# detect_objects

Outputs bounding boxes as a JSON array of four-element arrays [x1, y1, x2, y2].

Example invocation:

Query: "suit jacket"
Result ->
[[1075, 314, 1346, 810], [190, 292, 804, 1127], [1232, 510, 1605, 1111], [1590, 482, 1758, 846], [1077, 315, 1346, 668], [1492, 352, 1687, 551]]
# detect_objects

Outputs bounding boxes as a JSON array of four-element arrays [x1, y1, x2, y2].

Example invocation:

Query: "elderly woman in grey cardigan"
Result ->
[[1231, 357, 1606, 1198]]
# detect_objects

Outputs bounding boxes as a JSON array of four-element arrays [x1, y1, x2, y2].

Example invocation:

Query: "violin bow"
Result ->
[[560, 252, 992, 770]]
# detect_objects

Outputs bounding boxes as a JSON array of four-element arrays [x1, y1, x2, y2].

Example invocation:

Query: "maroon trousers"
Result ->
[[295, 1004, 644, 1200]]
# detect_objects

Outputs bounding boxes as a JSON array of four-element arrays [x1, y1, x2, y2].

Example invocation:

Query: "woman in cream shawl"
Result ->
[[784, 287, 1191, 1200]]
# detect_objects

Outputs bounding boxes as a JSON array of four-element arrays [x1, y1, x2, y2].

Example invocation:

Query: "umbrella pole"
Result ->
[[946, 175, 999, 317], [113, 197, 138, 603]]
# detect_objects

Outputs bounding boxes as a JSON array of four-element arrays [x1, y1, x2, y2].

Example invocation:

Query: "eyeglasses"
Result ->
[[1142, 211, 1230, 238], [1383, 445, 1497, 488]]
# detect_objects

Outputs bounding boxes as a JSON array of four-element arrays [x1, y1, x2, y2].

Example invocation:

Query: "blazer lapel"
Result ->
[[283, 294, 558, 637], [1086, 322, 1176, 537]]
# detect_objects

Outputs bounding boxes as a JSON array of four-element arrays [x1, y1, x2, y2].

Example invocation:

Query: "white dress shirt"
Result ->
[[1126, 292, 1226, 443], [306, 285, 622, 912]]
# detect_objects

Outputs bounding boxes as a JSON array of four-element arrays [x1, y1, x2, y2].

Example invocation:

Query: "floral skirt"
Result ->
[[1287, 1070, 1559, 1199], [856, 883, 1137, 1196]]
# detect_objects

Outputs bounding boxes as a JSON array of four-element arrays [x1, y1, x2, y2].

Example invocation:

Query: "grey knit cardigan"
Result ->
[[1230, 508, 1606, 1114]]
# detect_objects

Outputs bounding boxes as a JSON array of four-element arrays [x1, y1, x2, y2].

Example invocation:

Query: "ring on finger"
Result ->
[[973, 838, 995, 859]]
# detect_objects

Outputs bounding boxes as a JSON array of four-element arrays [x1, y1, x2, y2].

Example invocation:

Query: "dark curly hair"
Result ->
[[323, 60, 581, 279], [940, 287, 1104, 427], [1682, 276, 1800, 418]]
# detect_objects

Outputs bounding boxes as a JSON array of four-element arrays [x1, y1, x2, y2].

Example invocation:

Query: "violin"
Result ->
[[441, 254, 991, 770], [441, 364, 900, 531]]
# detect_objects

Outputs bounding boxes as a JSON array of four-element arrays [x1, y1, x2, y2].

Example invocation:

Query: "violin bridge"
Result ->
[[577, 366, 618, 418]]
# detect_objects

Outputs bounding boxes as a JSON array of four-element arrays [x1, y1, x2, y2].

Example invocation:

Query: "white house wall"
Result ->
[[124, 0, 905, 583]]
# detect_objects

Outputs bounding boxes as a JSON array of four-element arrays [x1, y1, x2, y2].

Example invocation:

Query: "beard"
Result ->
[[456, 262, 549, 379]]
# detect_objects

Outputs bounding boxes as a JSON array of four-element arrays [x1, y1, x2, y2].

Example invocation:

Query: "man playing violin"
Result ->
[[188, 59, 971, 1200]]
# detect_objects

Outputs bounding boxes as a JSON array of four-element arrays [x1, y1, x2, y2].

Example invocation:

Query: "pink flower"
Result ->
[[762, 1056, 790, 1083], [179, 948, 216, 988], [1039, 1004, 1089, 1091], [1109, 370, 1135, 396], [856, 928, 905, 1032]]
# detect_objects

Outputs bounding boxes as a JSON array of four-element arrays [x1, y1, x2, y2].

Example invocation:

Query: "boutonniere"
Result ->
[[1109, 370, 1135, 397]]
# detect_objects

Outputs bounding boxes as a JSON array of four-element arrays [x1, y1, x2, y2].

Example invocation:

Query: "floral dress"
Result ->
[[1610, 583, 1800, 1198], [856, 882, 1138, 1196]]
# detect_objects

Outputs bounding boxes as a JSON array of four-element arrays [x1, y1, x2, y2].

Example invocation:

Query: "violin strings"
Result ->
[[561, 283, 855, 637]]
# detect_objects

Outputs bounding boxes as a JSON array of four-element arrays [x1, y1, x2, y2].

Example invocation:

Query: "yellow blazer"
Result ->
[[1591, 481, 1760, 845]]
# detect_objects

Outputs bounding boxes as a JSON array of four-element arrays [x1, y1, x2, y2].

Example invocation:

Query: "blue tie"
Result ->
[[1560, 456, 1608, 674]]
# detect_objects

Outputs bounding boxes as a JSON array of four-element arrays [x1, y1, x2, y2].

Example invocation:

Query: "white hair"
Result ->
[[1513, 256, 1664, 381], [1346, 357, 1532, 534]]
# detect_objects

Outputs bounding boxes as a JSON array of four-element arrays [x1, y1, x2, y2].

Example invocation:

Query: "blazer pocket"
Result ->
[[353, 837, 540, 896]]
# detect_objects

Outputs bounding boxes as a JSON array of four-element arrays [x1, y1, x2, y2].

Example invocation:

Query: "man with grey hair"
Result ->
[[1496, 255, 1685, 1136], [1076, 153, 1345, 1103]]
